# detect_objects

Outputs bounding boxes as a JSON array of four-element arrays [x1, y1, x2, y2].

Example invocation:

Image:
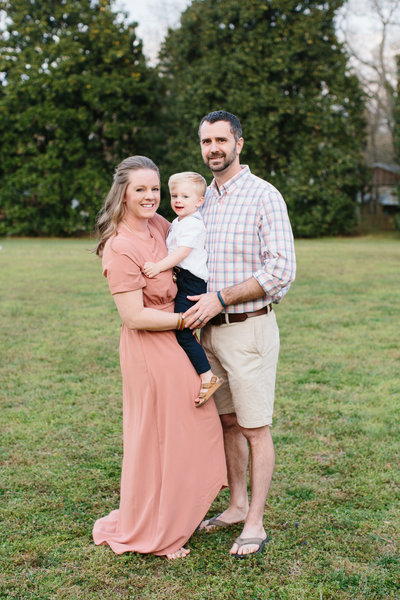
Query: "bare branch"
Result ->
[[338, 0, 400, 162]]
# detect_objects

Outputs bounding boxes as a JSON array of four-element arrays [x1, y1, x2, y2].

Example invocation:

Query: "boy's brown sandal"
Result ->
[[196, 376, 223, 408]]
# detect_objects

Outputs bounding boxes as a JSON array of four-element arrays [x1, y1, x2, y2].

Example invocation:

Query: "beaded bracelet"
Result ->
[[217, 290, 227, 309]]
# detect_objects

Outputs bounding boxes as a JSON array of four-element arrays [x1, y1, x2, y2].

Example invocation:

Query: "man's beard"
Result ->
[[204, 144, 237, 173]]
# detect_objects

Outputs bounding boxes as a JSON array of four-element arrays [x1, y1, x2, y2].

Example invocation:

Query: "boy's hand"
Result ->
[[143, 262, 160, 278]]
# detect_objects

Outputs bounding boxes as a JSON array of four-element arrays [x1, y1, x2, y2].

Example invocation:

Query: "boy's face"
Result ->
[[170, 182, 204, 220]]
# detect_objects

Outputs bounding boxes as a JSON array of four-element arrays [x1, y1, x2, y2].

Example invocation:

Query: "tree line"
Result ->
[[0, 0, 397, 238]]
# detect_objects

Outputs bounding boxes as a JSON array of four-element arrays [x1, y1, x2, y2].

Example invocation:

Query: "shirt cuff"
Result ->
[[252, 269, 278, 300]]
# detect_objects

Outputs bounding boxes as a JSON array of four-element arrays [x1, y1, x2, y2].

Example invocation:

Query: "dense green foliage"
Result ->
[[0, 0, 367, 236], [0, 0, 161, 235], [159, 0, 367, 237]]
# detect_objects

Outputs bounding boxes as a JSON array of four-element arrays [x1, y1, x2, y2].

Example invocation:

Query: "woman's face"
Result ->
[[123, 169, 160, 223]]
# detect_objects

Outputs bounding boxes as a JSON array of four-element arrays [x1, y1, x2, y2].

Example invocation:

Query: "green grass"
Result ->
[[1, 235, 399, 600]]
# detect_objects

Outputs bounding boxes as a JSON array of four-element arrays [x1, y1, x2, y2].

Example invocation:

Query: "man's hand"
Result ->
[[143, 262, 160, 278], [183, 292, 223, 329]]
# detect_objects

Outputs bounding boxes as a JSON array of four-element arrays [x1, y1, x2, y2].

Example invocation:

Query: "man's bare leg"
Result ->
[[201, 413, 249, 529], [230, 424, 275, 556]]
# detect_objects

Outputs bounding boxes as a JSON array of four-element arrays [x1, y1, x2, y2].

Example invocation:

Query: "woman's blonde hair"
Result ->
[[94, 156, 159, 256], [168, 171, 207, 198]]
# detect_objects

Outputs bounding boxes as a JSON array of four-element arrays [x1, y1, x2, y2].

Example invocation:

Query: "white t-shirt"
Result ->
[[166, 211, 209, 282]]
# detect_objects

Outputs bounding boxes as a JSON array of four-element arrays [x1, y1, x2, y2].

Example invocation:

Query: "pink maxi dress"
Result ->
[[92, 214, 227, 556]]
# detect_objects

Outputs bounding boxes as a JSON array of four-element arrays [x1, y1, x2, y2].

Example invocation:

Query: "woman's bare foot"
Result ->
[[165, 547, 190, 559]]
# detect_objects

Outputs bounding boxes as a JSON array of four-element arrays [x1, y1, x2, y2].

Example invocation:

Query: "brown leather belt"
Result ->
[[209, 305, 272, 326]]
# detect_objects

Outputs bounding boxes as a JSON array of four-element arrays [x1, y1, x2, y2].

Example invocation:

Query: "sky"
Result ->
[[115, 0, 400, 77], [115, 0, 191, 62]]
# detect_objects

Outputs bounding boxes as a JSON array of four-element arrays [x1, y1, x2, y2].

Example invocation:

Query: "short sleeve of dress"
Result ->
[[102, 237, 146, 295]]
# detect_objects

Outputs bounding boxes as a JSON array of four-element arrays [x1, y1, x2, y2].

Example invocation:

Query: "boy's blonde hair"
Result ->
[[168, 172, 207, 197]]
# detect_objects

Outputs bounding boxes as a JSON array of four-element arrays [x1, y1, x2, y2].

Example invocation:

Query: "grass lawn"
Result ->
[[1, 235, 399, 600]]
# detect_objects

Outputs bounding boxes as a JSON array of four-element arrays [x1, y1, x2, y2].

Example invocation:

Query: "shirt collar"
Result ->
[[210, 165, 251, 195], [174, 210, 202, 224]]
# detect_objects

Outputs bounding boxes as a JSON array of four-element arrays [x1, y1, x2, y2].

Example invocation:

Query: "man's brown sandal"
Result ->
[[198, 513, 244, 531], [195, 376, 223, 408], [231, 536, 269, 559]]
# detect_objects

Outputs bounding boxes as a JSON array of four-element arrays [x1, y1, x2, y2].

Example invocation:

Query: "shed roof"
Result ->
[[371, 163, 400, 175]]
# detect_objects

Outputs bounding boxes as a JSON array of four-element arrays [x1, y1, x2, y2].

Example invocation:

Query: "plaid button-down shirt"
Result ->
[[200, 165, 296, 313]]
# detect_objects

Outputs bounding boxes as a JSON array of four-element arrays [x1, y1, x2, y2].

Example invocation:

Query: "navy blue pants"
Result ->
[[174, 267, 211, 375]]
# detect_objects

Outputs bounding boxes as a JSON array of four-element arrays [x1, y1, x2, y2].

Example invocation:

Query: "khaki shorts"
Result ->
[[201, 310, 280, 428]]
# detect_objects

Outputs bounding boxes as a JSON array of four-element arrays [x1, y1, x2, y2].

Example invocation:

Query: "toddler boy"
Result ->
[[143, 172, 222, 406]]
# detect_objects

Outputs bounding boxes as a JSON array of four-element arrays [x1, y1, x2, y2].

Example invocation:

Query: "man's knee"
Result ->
[[239, 424, 271, 443]]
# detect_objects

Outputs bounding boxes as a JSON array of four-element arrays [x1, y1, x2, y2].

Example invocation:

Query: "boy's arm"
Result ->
[[143, 246, 192, 278]]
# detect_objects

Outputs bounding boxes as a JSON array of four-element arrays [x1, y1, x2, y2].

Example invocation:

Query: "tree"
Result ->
[[159, 0, 367, 237], [396, 54, 400, 207], [0, 0, 162, 235], [336, 0, 400, 164], [397, 53, 400, 146]]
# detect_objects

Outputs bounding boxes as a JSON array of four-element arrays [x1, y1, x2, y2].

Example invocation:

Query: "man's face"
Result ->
[[199, 120, 243, 174]]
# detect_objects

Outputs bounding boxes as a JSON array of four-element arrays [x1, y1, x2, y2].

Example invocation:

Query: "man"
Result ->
[[184, 110, 296, 558]]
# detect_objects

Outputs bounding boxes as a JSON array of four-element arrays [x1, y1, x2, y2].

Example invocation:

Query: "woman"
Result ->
[[92, 156, 226, 559]]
